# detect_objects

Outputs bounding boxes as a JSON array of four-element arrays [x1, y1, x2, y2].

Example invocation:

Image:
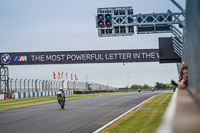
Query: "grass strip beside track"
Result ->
[[0, 92, 124, 110], [100, 92, 173, 133]]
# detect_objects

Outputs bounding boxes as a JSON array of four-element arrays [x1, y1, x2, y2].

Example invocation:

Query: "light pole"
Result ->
[[19, 79, 22, 92], [24, 79, 26, 92], [127, 75, 129, 88], [39, 80, 41, 92], [35, 79, 38, 92], [28, 79, 31, 92], [10, 78, 13, 92], [32, 79, 34, 92], [62, 80, 65, 90], [15, 79, 18, 92]]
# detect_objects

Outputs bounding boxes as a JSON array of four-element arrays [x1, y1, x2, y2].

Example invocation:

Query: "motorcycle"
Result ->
[[57, 93, 65, 109]]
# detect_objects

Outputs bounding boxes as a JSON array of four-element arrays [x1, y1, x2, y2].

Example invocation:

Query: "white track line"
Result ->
[[93, 94, 158, 133]]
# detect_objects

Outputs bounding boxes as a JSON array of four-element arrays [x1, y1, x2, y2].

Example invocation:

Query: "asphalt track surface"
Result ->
[[0, 91, 165, 133]]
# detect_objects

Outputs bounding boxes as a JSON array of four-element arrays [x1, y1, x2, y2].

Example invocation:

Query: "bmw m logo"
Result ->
[[1, 54, 11, 64], [14, 56, 27, 62]]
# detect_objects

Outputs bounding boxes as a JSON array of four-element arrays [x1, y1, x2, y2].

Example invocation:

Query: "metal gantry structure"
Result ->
[[96, 8, 184, 36], [0, 65, 9, 97], [96, 0, 185, 59]]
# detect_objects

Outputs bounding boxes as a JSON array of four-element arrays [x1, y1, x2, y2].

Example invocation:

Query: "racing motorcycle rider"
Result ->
[[57, 87, 65, 104]]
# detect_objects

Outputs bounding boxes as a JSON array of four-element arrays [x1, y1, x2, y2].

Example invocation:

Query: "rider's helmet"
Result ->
[[59, 87, 64, 93]]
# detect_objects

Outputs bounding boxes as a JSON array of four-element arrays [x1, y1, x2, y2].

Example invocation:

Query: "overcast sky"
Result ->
[[0, 0, 186, 87]]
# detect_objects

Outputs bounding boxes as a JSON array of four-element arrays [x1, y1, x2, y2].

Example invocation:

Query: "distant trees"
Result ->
[[165, 83, 174, 89], [130, 84, 153, 89], [130, 82, 174, 89], [130, 84, 142, 89], [154, 82, 174, 89]]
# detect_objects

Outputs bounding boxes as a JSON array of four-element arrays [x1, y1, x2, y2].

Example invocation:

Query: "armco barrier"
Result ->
[[13, 90, 73, 99]]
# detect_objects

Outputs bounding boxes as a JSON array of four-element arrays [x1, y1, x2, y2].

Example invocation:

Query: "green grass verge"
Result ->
[[100, 92, 173, 133], [0, 92, 124, 110]]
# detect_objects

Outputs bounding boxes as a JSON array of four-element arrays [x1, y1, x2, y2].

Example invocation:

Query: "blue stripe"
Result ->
[[23, 92, 26, 98], [14, 56, 19, 61], [18, 92, 21, 98], [33, 92, 35, 97]]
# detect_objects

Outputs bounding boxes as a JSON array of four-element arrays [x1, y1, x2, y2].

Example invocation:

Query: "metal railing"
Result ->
[[0, 78, 116, 93]]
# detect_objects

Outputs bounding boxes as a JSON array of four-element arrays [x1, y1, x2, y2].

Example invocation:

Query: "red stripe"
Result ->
[[17, 56, 21, 61]]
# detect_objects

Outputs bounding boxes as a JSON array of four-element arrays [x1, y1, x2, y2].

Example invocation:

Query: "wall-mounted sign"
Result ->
[[0, 49, 159, 65]]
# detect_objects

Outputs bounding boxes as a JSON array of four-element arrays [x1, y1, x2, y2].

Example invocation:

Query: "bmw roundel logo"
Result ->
[[1, 54, 11, 64]]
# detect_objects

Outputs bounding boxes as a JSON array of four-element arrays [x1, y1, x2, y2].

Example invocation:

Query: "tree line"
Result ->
[[130, 82, 174, 89]]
